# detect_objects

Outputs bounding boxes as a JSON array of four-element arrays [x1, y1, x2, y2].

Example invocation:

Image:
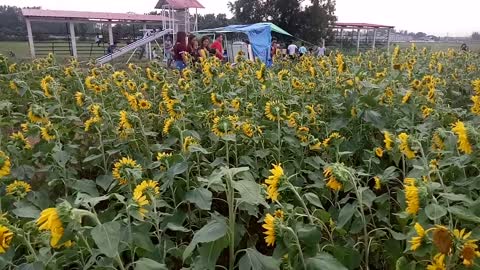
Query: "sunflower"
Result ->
[[427, 86, 436, 103], [10, 131, 32, 150], [241, 122, 254, 138], [451, 121, 472, 154], [9, 80, 18, 92], [118, 110, 133, 139], [431, 132, 445, 151], [336, 53, 345, 73], [6, 180, 32, 198], [278, 69, 289, 81], [291, 77, 303, 90], [37, 208, 71, 248], [182, 136, 198, 152], [230, 98, 240, 112], [128, 63, 137, 71], [28, 106, 48, 124], [383, 131, 394, 150], [256, 63, 266, 82], [322, 132, 342, 148], [454, 228, 473, 240], [422, 105, 434, 118], [166, 99, 183, 119], [265, 101, 286, 121], [264, 164, 284, 201], [375, 147, 384, 158], [132, 180, 160, 218], [323, 166, 342, 191], [64, 66, 74, 77], [404, 178, 419, 215], [402, 90, 412, 104], [40, 75, 54, 98], [75, 92, 84, 107], [461, 241, 480, 267], [373, 176, 382, 191], [287, 112, 299, 128], [140, 83, 148, 91], [163, 117, 175, 135], [409, 222, 425, 251], [138, 99, 152, 110], [126, 94, 139, 111], [398, 133, 416, 159], [305, 105, 317, 122], [0, 226, 13, 254], [472, 79, 480, 95], [262, 212, 283, 247], [212, 116, 236, 137], [112, 157, 142, 185], [427, 253, 446, 270], [210, 93, 223, 107], [471, 96, 480, 115], [432, 225, 452, 254], [157, 152, 172, 161], [8, 63, 16, 73]]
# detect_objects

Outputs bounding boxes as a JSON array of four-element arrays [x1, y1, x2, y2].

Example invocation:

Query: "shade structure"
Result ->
[[155, 0, 204, 9], [21, 9, 171, 23], [195, 23, 292, 66]]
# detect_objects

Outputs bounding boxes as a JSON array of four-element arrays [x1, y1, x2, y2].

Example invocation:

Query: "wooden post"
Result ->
[[143, 24, 149, 59], [356, 28, 361, 53], [372, 28, 377, 50], [108, 22, 114, 45], [69, 22, 78, 58], [195, 8, 198, 31], [340, 28, 344, 49], [26, 19, 35, 58]]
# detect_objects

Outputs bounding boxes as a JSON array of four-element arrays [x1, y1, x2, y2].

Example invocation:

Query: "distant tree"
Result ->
[[227, 0, 266, 24], [299, 0, 337, 43], [198, 13, 231, 29], [414, 32, 427, 39], [472, 32, 480, 41]]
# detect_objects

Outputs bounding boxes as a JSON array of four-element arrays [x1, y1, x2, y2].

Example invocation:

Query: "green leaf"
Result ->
[[362, 110, 385, 128], [234, 180, 268, 207], [12, 205, 40, 219], [168, 161, 188, 176], [306, 252, 348, 270], [297, 224, 322, 247], [52, 150, 70, 168], [448, 206, 480, 223], [91, 221, 121, 258], [396, 257, 416, 270], [337, 203, 356, 229], [83, 154, 103, 163], [238, 248, 280, 270], [425, 204, 447, 220], [304, 192, 323, 208], [96, 175, 114, 191], [72, 180, 99, 197], [195, 237, 229, 270], [185, 188, 212, 210], [331, 246, 361, 270], [439, 193, 474, 205], [134, 258, 167, 270], [183, 218, 228, 260]]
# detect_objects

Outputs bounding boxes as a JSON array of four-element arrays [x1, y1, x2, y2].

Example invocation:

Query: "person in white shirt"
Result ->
[[317, 45, 326, 57], [287, 42, 298, 59]]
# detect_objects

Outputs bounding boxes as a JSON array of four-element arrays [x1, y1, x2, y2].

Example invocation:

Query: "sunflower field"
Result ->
[[0, 45, 479, 270]]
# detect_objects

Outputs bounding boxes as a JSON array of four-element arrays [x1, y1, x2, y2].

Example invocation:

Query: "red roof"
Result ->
[[334, 22, 395, 29], [22, 9, 172, 23], [155, 0, 204, 9]]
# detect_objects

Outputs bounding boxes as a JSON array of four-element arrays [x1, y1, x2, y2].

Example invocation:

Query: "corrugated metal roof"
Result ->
[[22, 9, 172, 23], [334, 22, 395, 29], [155, 0, 204, 9]]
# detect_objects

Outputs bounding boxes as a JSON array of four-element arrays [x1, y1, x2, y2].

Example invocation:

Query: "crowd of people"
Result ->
[[161, 31, 225, 71], [162, 31, 327, 71]]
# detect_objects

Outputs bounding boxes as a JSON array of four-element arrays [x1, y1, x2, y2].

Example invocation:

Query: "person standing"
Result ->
[[188, 35, 201, 64], [173, 32, 188, 71], [199, 36, 211, 60], [299, 42, 307, 57], [210, 34, 224, 60], [287, 41, 298, 59], [164, 37, 173, 68], [317, 44, 326, 57]]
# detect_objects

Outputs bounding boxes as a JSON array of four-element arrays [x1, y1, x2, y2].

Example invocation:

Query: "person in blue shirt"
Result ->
[[299, 42, 307, 57]]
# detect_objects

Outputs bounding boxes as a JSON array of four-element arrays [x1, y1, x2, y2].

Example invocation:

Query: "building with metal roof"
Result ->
[[332, 22, 395, 53]]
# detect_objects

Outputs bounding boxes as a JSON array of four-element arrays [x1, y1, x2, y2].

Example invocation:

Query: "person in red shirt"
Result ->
[[210, 34, 224, 60]]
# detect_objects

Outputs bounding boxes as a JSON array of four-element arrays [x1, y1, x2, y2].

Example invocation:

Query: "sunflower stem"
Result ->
[[285, 227, 306, 270], [288, 183, 314, 225]]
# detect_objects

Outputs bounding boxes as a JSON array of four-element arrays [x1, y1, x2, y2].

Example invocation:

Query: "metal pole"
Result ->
[[387, 28, 391, 53], [143, 23, 148, 59], [195, 8, 198, 31], [372, 28, 377, 50], [26, 19, 35, 58], [356, 28, 361, 53], [340, 28, 344, 49], [108, 22, 114, 45], [69, 22, 78, 58]]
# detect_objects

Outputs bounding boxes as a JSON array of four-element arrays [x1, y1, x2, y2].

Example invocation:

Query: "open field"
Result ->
[[0, 46, 480, 269]]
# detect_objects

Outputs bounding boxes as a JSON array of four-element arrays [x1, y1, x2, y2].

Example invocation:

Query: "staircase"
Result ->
[[96, 29, 173, 65]]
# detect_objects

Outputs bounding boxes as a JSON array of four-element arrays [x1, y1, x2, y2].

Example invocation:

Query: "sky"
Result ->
[[1, 0, 479, 36]]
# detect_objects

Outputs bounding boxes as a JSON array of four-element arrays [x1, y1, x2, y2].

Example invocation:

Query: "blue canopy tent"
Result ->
[[195, 23, 292, 66]]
